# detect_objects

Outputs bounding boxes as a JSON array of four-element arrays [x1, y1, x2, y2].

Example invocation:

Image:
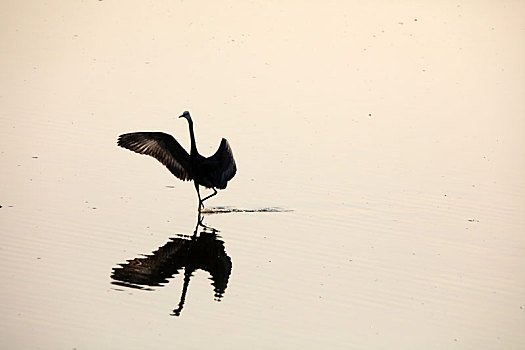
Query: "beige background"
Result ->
[[1, 1, 524, 349]]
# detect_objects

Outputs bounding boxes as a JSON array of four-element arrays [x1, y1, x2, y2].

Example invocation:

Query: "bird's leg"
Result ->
[[201, 188, 218, 205], [194, 182, 204, 211], [194, 211, 208, 233]]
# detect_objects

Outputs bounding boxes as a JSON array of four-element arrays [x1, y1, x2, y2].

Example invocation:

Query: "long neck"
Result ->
[[187, 117, 198, 155]]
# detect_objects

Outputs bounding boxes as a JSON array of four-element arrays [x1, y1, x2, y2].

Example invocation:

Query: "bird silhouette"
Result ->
[[117, 111, 236, 210]]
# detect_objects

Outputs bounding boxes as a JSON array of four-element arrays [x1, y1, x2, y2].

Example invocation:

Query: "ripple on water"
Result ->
[[200, 206, 293, 214]]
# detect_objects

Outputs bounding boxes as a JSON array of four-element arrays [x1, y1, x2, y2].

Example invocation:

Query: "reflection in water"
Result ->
[[111, 215, 232, 316]]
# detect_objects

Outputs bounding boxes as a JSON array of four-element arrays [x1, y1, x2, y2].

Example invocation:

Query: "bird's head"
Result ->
[[179, 111, 191, 120]]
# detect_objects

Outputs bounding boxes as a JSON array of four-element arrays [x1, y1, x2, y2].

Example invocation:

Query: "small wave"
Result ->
[[201, 206, 293, 215]]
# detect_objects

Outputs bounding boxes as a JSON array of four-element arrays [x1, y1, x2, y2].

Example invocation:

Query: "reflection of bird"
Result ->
[[118, 111, 236, 210], [111, 215, 232, 317]]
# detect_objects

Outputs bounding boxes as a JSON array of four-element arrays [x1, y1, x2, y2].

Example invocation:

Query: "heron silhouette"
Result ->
[[117, 111, 236, 210]]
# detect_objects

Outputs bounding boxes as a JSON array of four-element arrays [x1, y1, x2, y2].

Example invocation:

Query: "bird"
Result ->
[[117, 111, 237, 210]]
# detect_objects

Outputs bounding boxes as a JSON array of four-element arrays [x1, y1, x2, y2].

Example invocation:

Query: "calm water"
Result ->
[[1, 1, 524, 349]]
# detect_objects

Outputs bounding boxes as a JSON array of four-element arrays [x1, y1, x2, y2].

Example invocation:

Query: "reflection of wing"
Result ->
[[111, 231, 232, 297], [209, 253, 232, 300], [111, 237, 191, 287], [204, 138, 237, 189], [117, 132, 192, 181]]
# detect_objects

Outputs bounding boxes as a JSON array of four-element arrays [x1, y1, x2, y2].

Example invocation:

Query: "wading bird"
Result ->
[[117, 111, 236, 210]]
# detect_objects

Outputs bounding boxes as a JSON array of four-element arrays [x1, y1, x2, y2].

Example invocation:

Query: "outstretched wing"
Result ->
[[117, 132, 192, 181], [204, 138, 237, 189]]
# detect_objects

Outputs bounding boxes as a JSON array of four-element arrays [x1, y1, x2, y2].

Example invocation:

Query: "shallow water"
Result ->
[[1, 1, 525, 349]]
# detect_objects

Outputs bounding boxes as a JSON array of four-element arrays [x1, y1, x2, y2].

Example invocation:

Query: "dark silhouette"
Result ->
[[111, 215, 232, 316], [117, 111, 237, 210]]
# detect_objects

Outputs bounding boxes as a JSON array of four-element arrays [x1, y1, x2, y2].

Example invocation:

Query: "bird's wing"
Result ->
[[117, 132, 192, 181], [204, 138, 237, 188]]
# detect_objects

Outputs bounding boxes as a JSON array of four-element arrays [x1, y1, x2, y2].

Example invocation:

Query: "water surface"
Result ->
[[1, 1, 524, 349]]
